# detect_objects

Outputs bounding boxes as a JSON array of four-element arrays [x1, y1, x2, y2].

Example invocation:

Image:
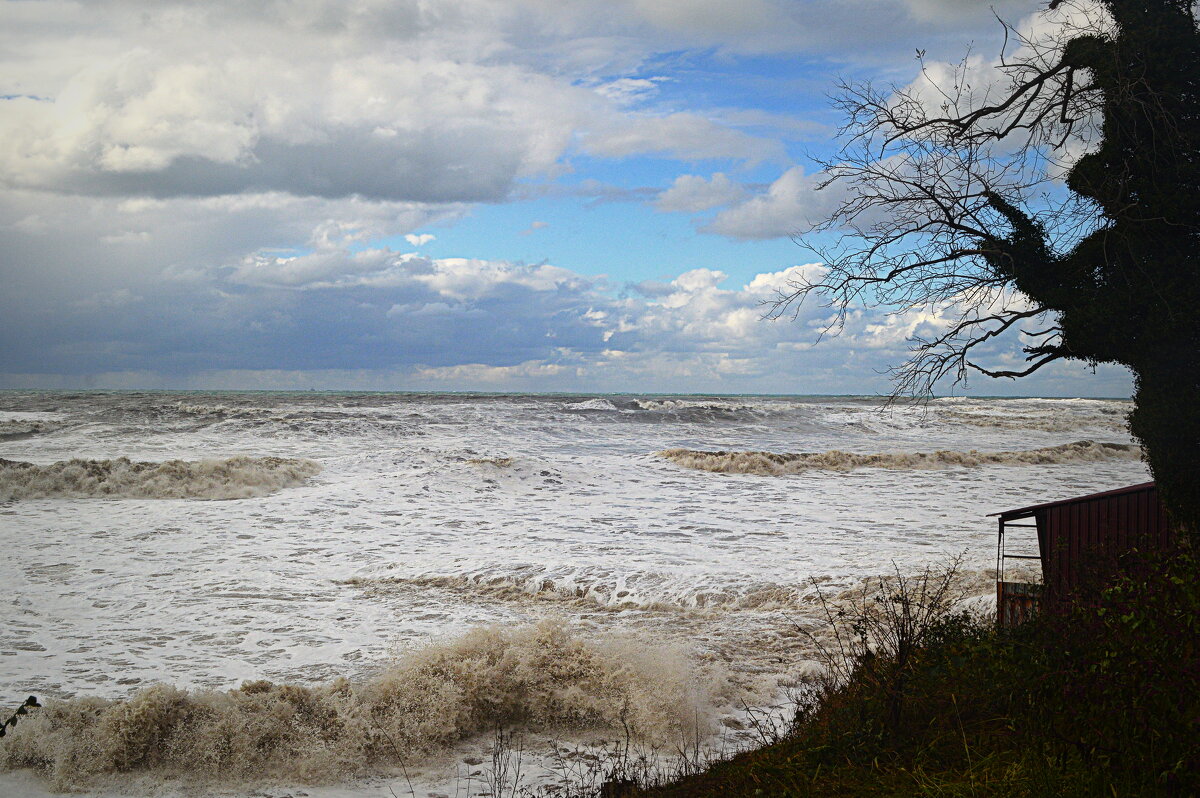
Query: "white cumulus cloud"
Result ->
[[656, 173, 746, 212], [704, 167, 841, 239]]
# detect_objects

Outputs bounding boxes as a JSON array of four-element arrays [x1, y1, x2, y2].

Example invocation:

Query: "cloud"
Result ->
[[582, 112, 784, 163], [591, 76, 669, 106], [520, 220, 550, 236], [517, 0, 1041, 59], [0, 199, 873, 389], [708, 109, 831, 142], [72, 288, 142, 310], [688, 5, 1106, 243], [2, 175, 1127, 395], [616, 264, 833, 352], [0, 223, 1133, 395], [0, 187, 472, 380], [412, 360, 571, 384], [405, 233, 436, 247], [231, 248, 422, 289], [656, 173, 746, 212], [1, 52, 587, 202], [704, 167, 842, 239], [0, 1, 801, 204], [900, 0, 1032, 25]]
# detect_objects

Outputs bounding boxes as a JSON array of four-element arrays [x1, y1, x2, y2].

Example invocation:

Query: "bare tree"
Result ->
[[775, 0, 1200, 536]]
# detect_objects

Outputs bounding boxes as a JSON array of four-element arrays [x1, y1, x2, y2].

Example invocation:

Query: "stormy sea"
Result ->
[[0, 391, 1148, 796]]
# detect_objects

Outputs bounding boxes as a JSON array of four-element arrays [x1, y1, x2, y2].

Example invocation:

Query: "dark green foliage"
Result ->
[[1024, 552, 1200, 791], [642, 551, 1200, 797]]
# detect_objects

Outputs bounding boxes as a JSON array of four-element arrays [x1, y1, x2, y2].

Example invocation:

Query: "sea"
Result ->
[[0, 391, 1148, 796]]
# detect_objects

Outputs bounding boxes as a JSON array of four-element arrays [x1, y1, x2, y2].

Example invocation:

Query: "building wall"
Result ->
[[1038, 485, 1173, 599]]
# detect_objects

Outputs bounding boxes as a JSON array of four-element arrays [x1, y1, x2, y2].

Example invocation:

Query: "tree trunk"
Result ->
[[1128, 364, 1200, 541]]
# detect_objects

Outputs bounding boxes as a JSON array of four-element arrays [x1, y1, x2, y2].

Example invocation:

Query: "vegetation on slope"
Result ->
[[641, 552, 1200, 797]]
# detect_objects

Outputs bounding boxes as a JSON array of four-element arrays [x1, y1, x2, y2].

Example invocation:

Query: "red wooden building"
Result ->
[[993, 482, 1175, 625]]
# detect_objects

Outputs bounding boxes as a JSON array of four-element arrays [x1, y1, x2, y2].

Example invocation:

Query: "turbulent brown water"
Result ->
[[0, 391, 1147, 795], [0, 622, 712, 790]]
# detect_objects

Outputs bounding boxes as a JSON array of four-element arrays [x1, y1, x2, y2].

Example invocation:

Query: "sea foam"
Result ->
[[0, 456, 321, 500], [657, 440, 1141, 475]]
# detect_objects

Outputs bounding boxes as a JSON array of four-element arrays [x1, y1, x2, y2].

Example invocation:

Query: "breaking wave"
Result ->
[[657, 440, 1142, 476], [0, 456, 321, 501], [0, 419, 64, 441], [626, 399, 760, 423], [562, 398, 623, 413], [0, 622, 714, 790], [345, 571, 813, 613], [172, 401, 275, 418], [554, 397, 785, 424], [345, 562, 1011, 617]]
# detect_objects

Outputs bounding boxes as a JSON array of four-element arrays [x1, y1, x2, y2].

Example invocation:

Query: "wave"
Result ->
[[580, 396, 1128, 430], [347, 571, 814, 613], [169, 403, 423, 439], [626, 399, 760, 423], [555, 397, 784, 425], [347, 562, 1011, 616], [172, 401, 275, 418], [937, 407, 1127, 433], [0, 419, 64, 441], [657, 440, 1142, 476], [0, 456, 321, 500], [561, 398, 623, 413], [0, 621, 712, 790]]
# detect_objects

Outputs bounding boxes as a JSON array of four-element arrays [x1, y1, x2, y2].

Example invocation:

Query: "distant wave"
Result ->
[[562, 398, 623, 412], [0, 622, 710, 789], [163, 402, 423, 439], [0, 456, 321, 500], [937, 408, 1127, 433], [0, 418, 64, 441], [557, 397, 777, 424], [628, 399, 760, 423], [172, 401, 274, 418], [657, 440, 1142, 475]]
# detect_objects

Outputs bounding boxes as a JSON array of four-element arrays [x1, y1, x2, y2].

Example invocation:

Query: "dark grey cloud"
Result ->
[[57, 131, 526, 203]]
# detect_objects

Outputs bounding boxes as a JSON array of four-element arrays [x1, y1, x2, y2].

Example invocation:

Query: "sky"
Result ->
[[0, 0, 1134, 396]]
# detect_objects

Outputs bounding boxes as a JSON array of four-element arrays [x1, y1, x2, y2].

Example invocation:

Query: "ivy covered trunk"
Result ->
[[1129, 365, 1200, 541]]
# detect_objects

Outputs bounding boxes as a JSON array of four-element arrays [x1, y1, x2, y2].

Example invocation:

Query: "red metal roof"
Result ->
[[990, 482, 1156, 521]]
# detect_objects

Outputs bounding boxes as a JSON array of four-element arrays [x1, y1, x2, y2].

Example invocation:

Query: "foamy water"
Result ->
[[0, 392, 1146, 795]]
